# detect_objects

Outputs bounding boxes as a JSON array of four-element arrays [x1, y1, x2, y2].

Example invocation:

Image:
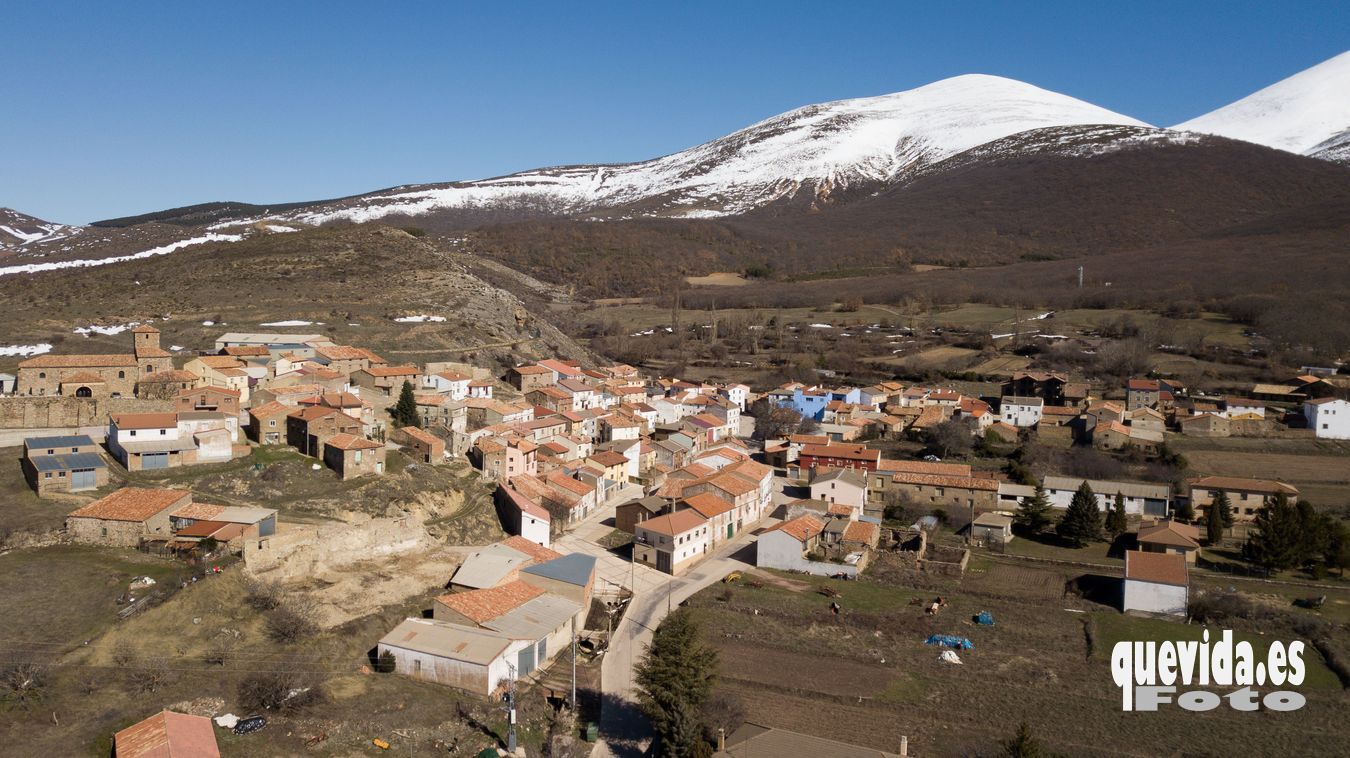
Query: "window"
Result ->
[[159, 429, 166, 435], [44, 472, 51, 479], [129, 430, 137, 437], [39, 372, 46, 379], [118, 371, 125, 379]]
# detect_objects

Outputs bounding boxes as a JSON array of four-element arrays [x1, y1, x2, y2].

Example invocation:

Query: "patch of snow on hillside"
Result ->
[[265, 225, 298, 233], [0, 233, 243, 278], [393, 315, 447, 323], [74, 323, 139, 336], [260, 320, 316, 327], [0, 343, 53, 357]]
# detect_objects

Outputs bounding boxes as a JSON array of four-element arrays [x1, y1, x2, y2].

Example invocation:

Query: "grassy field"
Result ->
[[687, 561, 1348, 756], [929, 305, 1250, 349], [1173, 439, 1350, 507]]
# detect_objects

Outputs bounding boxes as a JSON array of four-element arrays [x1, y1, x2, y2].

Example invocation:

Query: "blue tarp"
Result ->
[[974, 611, 995, 626], [925, 634, 974, 650]]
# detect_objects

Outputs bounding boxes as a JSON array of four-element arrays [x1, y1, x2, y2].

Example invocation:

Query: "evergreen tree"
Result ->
[[1243, 494, 1307, 572], [1325, 520, 1350, 578], [1105, 492, 1128, 538], [1000, 722, 1047, 758], [1173, 498, 1195, 522], [635, 608, 719, 758], [1205, 492, 1228, 545], [1014, 484, 1054, 535], [391, 380, 420, 428], [1056, 481, 1101, 547], [1217, 490, 1234, 529]]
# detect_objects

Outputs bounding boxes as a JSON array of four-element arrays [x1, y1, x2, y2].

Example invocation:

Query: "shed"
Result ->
[[114, 709, 220, 758], [377, 617, 528, 696], [1123, 550, 1188, 617]]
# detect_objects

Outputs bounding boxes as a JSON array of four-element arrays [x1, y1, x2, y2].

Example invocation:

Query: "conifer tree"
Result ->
[[392, 380, 420, 428], [1014, 484, 1054, 535], [1205, 491, 1229, 544], [1105, 492, 1128, 538], [635, 609, 719, 757], [1056, 481, 1101, 547]]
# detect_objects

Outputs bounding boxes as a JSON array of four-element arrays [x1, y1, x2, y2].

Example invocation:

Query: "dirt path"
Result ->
[[748, 568, 811, 592]]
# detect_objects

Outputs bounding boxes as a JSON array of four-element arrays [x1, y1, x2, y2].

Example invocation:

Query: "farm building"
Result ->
[[66, 488, 192, 546], [22, 434, 108, 496], [970, 512, 1014, 545], [114, 709, 219, 757], [378, 618, 531, 696], [1122, 550, 1188, 617], [1042, 476, 1170, 517]]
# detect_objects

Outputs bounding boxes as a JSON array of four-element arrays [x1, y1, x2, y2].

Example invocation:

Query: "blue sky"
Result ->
[[3, 1, 1346, 224]]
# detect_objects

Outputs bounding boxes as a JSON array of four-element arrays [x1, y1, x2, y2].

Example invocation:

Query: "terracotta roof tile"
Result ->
[[325, 433, 381, 451], [682, 492, 735, 518], [1125, 550, 1188, 587], [765, 515, 825, 542], [637, 509, 707, 536], [434, 580, 544, 624], [19, 353, 136, 368], [69, 488, 190, 522], [500, 535, 563, 563]]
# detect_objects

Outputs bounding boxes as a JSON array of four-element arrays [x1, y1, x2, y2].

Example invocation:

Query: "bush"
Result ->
[[244, 579, 282, 612], [700, 690, 746, 746], [264, 598, 319, 644], [375, 649, 397, 674], [237, 668, 326, 712], [1, 660, 47, 707]]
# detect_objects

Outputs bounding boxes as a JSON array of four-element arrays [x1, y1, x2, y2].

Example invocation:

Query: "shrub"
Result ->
[[264, 598, 320, 644], [237, 668, 326, 712], [244, 579, 282, 612], [375, 649, 397, 674]]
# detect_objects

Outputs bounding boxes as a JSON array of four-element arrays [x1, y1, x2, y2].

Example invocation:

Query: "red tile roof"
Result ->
[[69, 488, 190, 522], [19, 353, 136, 368], [325, 433, 381, 451], [500, 535, 563, 563], [1125, 550, 1188, 587], [115, 710, 219, 758], [766, 515, 825, 542], [435, 579, 544, 624], [637, 509, 707, 537], [682, 492, 735, 519]]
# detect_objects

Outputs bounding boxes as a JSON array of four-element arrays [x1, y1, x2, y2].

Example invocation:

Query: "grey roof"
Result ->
[[452, 548, 531, 590], [622, 496, 667, 514], [24, 435, 96, 451], [480, 593, 581, 641], [811, 468, 866, 487], [30, 452, 106, 472], [1043, 476, 1170, 500], [522, 553, 596, 587], [214, 506, 277, 524], [379, 618, 511, 665], [1001, 396, 1045, 407]]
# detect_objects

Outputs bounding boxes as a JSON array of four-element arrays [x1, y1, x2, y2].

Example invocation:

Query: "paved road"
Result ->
[[592, 531, 760, 758]]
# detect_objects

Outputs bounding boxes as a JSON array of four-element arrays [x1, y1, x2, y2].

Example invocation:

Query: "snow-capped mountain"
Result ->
[[0, 208, 81, 250], [1173, 51, 1350, 159], [227, 74, 1151, 227]]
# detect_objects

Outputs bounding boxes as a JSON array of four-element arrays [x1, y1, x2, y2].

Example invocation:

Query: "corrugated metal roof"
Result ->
[[1042, 476, 1169, 500], [379, 618, 510, 664], [30, 452, 106, 472], [481, 593, 580, 640], [522, 553, 596, 587], [24, 434, 96, 450], [452, 551, 531, 590]]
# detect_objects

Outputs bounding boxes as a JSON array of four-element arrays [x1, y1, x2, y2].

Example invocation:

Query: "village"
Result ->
[[0, 322, 1347, 757]]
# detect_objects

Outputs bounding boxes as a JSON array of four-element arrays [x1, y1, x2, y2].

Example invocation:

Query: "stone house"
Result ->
[[286, 406, 362, 457], [322, 433, 386, 479], [248, 401, 292, 444], [175, 386, 241, 415], [66, 488, 192, 546], [350, 365, 422, 398], [392, 426, 446, 464], [508, 364, 556, 393]]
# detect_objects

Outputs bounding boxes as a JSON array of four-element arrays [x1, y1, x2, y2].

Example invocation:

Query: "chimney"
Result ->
[[900, 736, 908, 756], [717, 727, 726, 753]]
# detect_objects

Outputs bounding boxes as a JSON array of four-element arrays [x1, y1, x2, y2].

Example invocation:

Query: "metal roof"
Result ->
[[24, 434, 96, 450], [480, 593, 580, 641], [452, 550, 531, 590], [379, 618, 511, 665], [1042, 476, 1169, 500], [522, 553, 596, 587], [30, 452, 106, 472]]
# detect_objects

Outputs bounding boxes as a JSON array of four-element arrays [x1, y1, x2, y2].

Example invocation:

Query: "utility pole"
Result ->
[[1078, 265, 1084, 289], [503, 663, 518, 754], [570, 615, 578, 713]]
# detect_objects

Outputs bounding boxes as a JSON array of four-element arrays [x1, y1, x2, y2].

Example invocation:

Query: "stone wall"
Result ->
[[242, 510, 429, 582], [0, 396, 172, 430]]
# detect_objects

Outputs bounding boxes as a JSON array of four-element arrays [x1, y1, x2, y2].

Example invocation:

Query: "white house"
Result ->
[[1041, 476, 1171, 517], [1000, 396, 1044, 427], [633, 509, 710, 575], [720, 383, 750, 411], [1122, 550, 1188, 617], [422, 371, 471, 401], [497, 485, 551, 548], [756, 515, 862, 578], [1305, 398, 1350, 440], [809, 468, 868, 516]]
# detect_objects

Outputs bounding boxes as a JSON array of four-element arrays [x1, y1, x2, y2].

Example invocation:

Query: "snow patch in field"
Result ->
[[809, 323, 833, 328], [0, 343, 53, 357], [169, 345, 185, 351], [74, 322, 139, 336], [260, 320, 316, 327], [393, 315, 446, 323], [0, 233, 243, 278], [201, 320, 215, 326], [264, 225, 298, 233]]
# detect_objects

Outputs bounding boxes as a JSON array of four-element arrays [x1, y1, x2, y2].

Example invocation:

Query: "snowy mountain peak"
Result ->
[[1173, 50, 1350, 155], [262, 74, 1149, 226], [0, 208, 81, 250]]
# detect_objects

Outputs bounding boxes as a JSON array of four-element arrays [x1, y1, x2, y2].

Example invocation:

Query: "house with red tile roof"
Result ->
[[322, 433, 385, 480], [114, 710, 220, 758], [1123, 550, 1188, 617], [66, 488, 193, 547], [633, 509, 711, 575]]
